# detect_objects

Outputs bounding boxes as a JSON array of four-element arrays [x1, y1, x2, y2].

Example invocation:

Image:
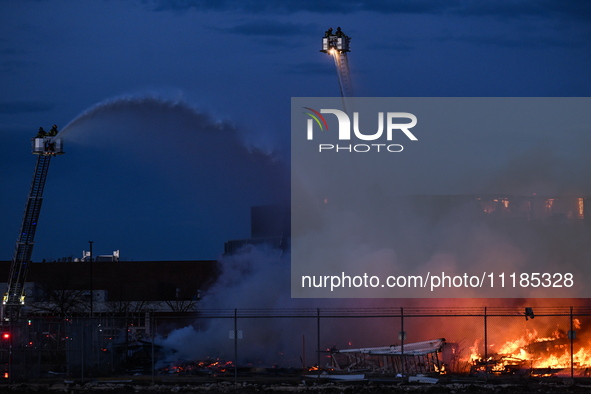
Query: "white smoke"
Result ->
[[155, 245, 319, 368]]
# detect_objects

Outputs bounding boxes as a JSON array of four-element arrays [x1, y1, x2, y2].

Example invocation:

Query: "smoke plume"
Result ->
[[42, 94, 289, 260]]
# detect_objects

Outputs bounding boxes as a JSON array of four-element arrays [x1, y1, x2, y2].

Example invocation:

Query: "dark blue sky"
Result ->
[[1, 0, 591, 261]]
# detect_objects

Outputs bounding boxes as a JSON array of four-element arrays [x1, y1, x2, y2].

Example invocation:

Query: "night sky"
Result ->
[[1, 0, 591, 262]]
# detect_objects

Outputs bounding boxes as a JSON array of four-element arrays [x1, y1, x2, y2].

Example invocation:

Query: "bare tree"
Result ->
[[30, 285, 88, 317], [164, 299, 197, 313], [106, 299, 154, 315], [28, 261, 90, 317]]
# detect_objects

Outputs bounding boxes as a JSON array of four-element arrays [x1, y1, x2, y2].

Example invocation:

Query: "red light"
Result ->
[[3, 333, 9, 339]]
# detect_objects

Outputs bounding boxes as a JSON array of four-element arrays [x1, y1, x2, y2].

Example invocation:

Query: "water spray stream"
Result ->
[[54, 95, 222, 142]]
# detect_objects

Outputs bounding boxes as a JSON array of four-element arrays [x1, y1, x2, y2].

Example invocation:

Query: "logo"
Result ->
[[303, 108, 329, 139], [304, 108, 417, 153]]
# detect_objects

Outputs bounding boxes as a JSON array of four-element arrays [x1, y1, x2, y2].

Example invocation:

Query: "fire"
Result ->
[[465, 321, 591, 376], [469, 339, 482, 364], [162, 359, 234, 375], [434, 363, 447, 374], [495, 329, 536, 356], [545, 199, 554, 215]]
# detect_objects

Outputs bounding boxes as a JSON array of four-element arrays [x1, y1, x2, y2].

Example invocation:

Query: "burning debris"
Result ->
[[466, 320, 591, 377], [329, 338, 446, 375], [159, 359, 234, 376]]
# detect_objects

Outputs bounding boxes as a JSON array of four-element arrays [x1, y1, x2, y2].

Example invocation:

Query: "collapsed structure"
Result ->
[[330, 338, 446, 375]]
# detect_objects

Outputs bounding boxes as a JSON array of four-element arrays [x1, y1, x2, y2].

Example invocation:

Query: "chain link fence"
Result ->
[[0, 307, 588, 382]]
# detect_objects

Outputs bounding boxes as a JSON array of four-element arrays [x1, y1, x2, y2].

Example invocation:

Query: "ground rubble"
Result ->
[[1, 379, 591, 394]]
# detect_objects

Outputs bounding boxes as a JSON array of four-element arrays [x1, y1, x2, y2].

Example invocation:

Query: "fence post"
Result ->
[[151, 315, 155, 385], [484, 307, 487, 381], [39, 320, 43, 379], [317, 308, 320, 379], [234, 309, 238, 384], [81, 320, 84, 382], [401, 307, 404, 381], [303, 335, 306, 380], [8, 322, 12, 384], [571, 306, 574, 379]]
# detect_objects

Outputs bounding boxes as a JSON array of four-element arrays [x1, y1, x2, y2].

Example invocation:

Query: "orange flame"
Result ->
[[465, 322, 591, 375]]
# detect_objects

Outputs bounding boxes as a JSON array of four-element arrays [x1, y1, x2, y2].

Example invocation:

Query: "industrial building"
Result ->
[[224, 203, 290, 255], [0, 259, 217, 315]]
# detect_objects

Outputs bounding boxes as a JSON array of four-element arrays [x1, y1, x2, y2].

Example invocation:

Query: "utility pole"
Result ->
[[89, 241, 93, 316]]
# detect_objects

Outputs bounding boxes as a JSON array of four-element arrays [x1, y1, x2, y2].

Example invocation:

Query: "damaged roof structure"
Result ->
[[330, 338, 446, 375]]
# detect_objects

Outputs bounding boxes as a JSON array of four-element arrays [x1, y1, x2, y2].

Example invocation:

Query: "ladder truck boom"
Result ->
[[2, 132, 64, 321], [321, 27, 353, 98]]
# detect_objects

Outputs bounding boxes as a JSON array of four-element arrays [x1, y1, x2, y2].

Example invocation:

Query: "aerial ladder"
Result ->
[[2, 131, 64, 322], [321, 27, 353, 105]]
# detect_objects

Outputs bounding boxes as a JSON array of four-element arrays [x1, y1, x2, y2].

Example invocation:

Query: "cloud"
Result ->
[[149, 0, 455, 14], [454, 0, 591, 20], [0, 100, 54, 114], [148, 0, 591, 20], [365, 42, 415, 51], [225, 20, 313, 36], [150, 0, 361, 14], [450, 35, 584, 49]]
